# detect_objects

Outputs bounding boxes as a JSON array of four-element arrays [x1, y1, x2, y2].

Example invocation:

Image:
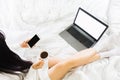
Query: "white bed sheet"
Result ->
[[1, 0, 120, 80]]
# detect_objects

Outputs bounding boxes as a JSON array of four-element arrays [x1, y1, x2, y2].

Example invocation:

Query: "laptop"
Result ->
[[60, 7, 108, 51]]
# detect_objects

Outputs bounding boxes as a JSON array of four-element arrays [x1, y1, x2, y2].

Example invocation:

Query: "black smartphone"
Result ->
[[28, 34, 40, 48]]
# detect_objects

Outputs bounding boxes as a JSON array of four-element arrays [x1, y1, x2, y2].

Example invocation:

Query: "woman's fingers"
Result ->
[[25, 39, 30, 43], [20, 41, 28, 48], [20, 39, 30, 48], [32, 59, 44, 69]]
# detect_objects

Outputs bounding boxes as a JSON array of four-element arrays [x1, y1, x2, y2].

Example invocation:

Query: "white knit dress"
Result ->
[[24, 58, 51, 80]]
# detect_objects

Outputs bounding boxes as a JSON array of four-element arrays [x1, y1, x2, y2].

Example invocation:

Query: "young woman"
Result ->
[[1, 30, 119, 80], [22, 36, 120, 80]]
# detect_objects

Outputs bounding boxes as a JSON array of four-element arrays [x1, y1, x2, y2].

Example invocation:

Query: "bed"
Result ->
[[0, 0, 120, 80]]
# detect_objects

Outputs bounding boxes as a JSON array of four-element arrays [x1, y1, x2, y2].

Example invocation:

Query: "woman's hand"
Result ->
[[32, 59, 44, 69], [20, 39, 30, 48]]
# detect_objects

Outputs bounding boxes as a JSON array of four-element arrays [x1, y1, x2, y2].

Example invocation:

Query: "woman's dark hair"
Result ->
[[0, 30, 33, 73]]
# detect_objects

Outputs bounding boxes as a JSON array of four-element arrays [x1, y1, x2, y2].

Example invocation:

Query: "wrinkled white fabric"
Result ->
[[100, 47, 120, 58]]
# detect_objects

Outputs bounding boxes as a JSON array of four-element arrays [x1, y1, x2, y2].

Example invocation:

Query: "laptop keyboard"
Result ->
[[67, 25, 95, 48]]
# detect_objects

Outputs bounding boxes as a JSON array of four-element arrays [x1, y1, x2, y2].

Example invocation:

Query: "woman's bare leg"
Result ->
[[48, 56, 63, 68], [48, 48, 97, 68], [48, 48, 100, 80]]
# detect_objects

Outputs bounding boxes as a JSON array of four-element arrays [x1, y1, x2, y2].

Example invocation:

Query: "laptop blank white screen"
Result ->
[[75, 9, 106, 40]]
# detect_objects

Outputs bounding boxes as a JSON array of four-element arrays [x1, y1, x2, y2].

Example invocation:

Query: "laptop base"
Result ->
[[60, 29, 87, 51]]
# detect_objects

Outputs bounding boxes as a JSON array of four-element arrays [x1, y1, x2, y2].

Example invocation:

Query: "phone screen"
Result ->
[[28, 34, 40, 48]]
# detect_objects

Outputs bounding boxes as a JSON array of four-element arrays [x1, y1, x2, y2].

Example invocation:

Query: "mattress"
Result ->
[[1, 0, 120, 80]]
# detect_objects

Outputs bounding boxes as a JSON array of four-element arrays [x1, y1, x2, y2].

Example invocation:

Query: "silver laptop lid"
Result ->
[[74, 8, 108, 41]]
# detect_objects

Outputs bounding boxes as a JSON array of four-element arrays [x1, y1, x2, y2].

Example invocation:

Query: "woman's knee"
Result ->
[[54, 60, 72, 71]]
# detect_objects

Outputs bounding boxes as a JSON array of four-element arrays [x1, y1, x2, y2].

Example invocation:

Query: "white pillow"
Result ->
[[108, 0, 120, 34], [21, 0, 82, 25]]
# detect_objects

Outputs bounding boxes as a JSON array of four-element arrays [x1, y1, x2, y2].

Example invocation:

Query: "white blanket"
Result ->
[[0, 0, 120, 80]]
